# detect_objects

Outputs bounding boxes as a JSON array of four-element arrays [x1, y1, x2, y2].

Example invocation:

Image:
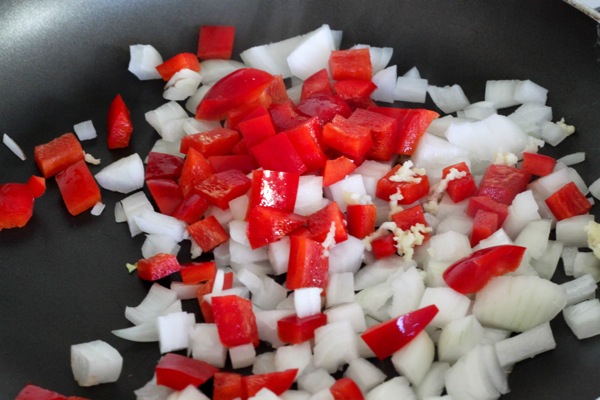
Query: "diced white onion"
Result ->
[[287, 24, 337, 80], [90, 201, 105, 216], [370, 65, 397, 103], [313, 321, 359, 373], [391, 330, 434, 386], [95, 153, 145, 194], [563, 299, 600, 339], [128, 44, 163, 80], [297, 368, 336, 394], [163, 69, 203, 101], [484, 79, 521, 109], [70, 340, 123, 387], [2, 133, 26, 160], [274, 342, 312, 375], [494, 322, 556, 368], [73, 120, 97, 141], [557, 151, 585, 166], [145, 101, 189, 139], [561, 273, 598, 306], [189, 323, 228, 368], [200, 59, 246, 84], [344, 357, 386, 394], [229, 343, 256, 369], [427, 84, 470, 114], [125, 283, 178, 325], [513, 79, 548, 105]]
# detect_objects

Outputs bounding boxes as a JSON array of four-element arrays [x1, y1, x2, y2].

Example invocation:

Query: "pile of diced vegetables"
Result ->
[[7, 23, 600, 400]]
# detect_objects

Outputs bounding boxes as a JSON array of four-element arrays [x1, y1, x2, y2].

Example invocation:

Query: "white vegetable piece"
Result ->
[[135, 377, 175, 399], [157, 311, 195, 353], [185, 84, 212, 114], [95, 153, 145, 194], [328, 235, 365, 274], [351, 44, 394, 74], [200, 59, 246, 84], [134, 210, 187, 243], [163, 68, 202, 101], [371, 65, 397, 103], [502, 190, 541, 239], [125, 283, 178, 325], [556, 214, 594, 247], [573, 251, 600, 282], [561, 273, 598, 306], [128, 44, 163, 80], [427, 84, 470, 114], [438, 315, 484, 363], [514, 219, 552, 260], [324, 302, 367, 333], [419, 287, 471, 329], [167, 385, 210, 400], [229, 343, 256, 369], [426, 230, 471, 262], [366, 376, 416, 400], [415, 361, 451, 399], [253, 352, 276, 375], [513, 79, 548, 105], [395, 75, 428, 103], [294, 287, 322, 318], [558, 151, 586, 166], [344, 358, 386, 394], [248, 388, 283, 400], [410, 133, 470, 180], [73, 120, 97, 141], [388, 266, 425, 317], [313, 321, 359, 373], [294, 175, 324, 216], [326, 272, 355, 307], [287, 24, 337, 80], [457, 101, 497, 120], [531, 240, 563, 279], [508, 103, 553, 137], [70, 340, 123, 387], [494, 322, 556, 368], [297, 368, 336, 394], [274, 342, 312, 375], [90, 201, 105, 216], [112, 319, 159, 342], [326, 174, 367, 213], [268, 237, 291, 276], [280, 390, 311, 400], [563, 299, 600, 339], [147, 138, 185, 159], [255, 309, 294, 349], [145, 101, 189, 139], [2, 133, 27, 160], [391, 331, 435, 386], [354, 256, 408, 290], [484, 79, 521, 109], [142, 234, 180, 259]]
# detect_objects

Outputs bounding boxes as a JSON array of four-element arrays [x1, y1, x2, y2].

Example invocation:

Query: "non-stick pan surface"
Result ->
[[1, 0, 599, 398]]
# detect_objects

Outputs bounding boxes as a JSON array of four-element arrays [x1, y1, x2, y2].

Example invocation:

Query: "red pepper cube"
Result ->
[[470, 209, 499, 247], [146, 179, 184, 215], [522, 152, 557, 177], [180, 261, 217, 285], [368, 106, 439, 156], [301, 69, 333, 101], [322, 156, 357, 187], [179, 148, 214, 198], [196, 281, 215, 323], [0, 183, 35, 230], [467, 195, 509, 226], [212, 294, 259, 347], [329, 48, 372, 81], [322, 115, 373, 160], [370, 233, 397, 259], [376, 165, 430, 204], [306, 202, 348, 244], [107, 94, 133, 149], [361, 304, 438, 359], [265, 74, 290, 105], [209, 155, 257, 175], [333, 79, 377, 104], [188, 216, 230, 252], [442, 162, 477, 203], [197, 25, 235, 60], [137, 253, 181, 281], [145, 152, 184, 181], [545, 181, 592, 221], [277, 313, 328, 344], [391, 204, 430, 241], [155, 353, 219, 391], [156, 52, 200, 81], [34, 132, 84, 178], [196, 68, 275, 121], [171, 193, 209, 225], [26, 175, 46, 198], [283, 117, 327, 172], [477, 164, 531, 205], [237, 110, 277, 148], [287, 235, 329, 289], [246, 206, 307, 249], [346, 203, 377, 239], [55, 160, 101, 216], [180, 127, 240, 157], [330, 378, 365, 400], [269, 101, 310, 132], [15, 384, 68, 400], [251, 134, 308, 175], [348, 108, 398, 162], [243, 369, 298, 397], [248, 170, 300, 214], [197, 169, 251, 210], [296, 93, 352, 126], [213, 372, 245, 400]]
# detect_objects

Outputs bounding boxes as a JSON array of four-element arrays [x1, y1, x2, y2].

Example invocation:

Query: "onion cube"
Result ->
[[157, 312, 195, 353], [563, 299, 600, 339], [70, 340, 123, 387]]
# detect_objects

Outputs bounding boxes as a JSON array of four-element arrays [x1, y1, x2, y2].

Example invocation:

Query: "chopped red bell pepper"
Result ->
[[243, 369, 298, 397], [26, 175, 46, 198], [136, 253, 181, 281], [196, 280, 216, 323], [296, 93, 352, 126], [145, 152, 184, 181], [391, 204, 430, 240], [269, 101, 310, 132], [178, 148, 214, 197], [0, 183, 35, 230], [265, 74, 289, 105], [187, 215, 230, 252], [306, 202, 348, 244], [286, 235, 329, 289], [248, 170, 300, 214], [55, 160, 101, 216], [477, 164, 531, 205], [322, 156, 357, 187], [155, 352, 219, 391], [522, 152, 557, 177], [156, 52, 200, 81], [329, 48, 372, 81], [370, 233, 397, 259], [322, 115, 373, 160], [246, 206, 307, 249], [466, 195, 509, 226], [146, 178, 184, 215], [277, 313, 328, 344], [361, 304, 439, 360], [196, 169, 251, 210], [196, 68, 275, 120], [346, 203, 377, 239], [470, 209, 499, 247], [237, 108, 277, 148], [171, 193, 209, 224], [197, 25, 235, 60], [443, 245, 526, 294], [212, 294, 259, 347], [330, 378, 365, 400], [442, 162, 477, 203], [251, 133, 308, 174], [180, 127, 240, 157], [107, 94, 133, 149], [34, 132, 84, 178], [333, 79, 378, 108], [545, 181, 592, 221], [15, 384, 67, 400], [301, 68, 334, 101], [208, 155, 257, 175], [376, 164, 430, 204], [180, 261, 217, 284], [283, 118, 328, 173], [213, 372, 245, 400], [348, 108, 398, 162]]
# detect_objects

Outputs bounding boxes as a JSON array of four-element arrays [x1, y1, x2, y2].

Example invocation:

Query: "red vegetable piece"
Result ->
[[107, 94, 133, 149], [545, 181, 592, 221], [329, 48, 372, 81], [155, 352, 219, 391], [376, 164, 430, 204], [0, 183, 35, 230], [296, 93, 352, 126], [348, 108, 398, 162], [330, 378, 365, 400], [278, 313, 328, 344], [522, 152, 557, 177], [180, 261, 217, 285], [287, 235, 329, 289], [306, 202, 348, 244], [243, 369, 298, 397], [212, 294, 259, 347], [197, 169, 251, 210], [145, 152, 184, 181], [361, 304, 439, 359], [346, 203, 377, 239], [391, 204, 430, 241], [466, 195, 509, 226], [136, 253, 181, 281], [196, 280, 215, 322], [283, 117, 327, 172], [15, 384, 67, 400], [197, 25, 235, 60], [269, 101, 310, 132], [146, 179, 184, 215], [248, 170, 300, 214], [196, 68, 275, 120], [180, 127, 240, 157], [55, 160, 101, 216], [187, 215, 230, 252], [322, 156, 357, 187], [442, 162, 477, 203], [26, 175, 46, 199], [34, 132, 84, 178], [470, 209, 499, 247], [301, 68, 334, 101], [477, 164, 531, 205], [333, 79, 377, 107], [265, 75, 289, 105], [370, 233, 397, 259], [171, 193, 209, 224], [178, 148, 214, 198], [251, 133, 308, 174], [322, 115, 373, 160], [213, 372, 245, 400], [443, 245, 527, 294], [246, 206, 307, 249], [209, 155, 257, 175], [156, 52, 200, 81], [237, 109, 277, 148]]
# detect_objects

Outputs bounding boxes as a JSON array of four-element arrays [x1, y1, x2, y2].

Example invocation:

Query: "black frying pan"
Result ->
[[1, 0, 599, 398]]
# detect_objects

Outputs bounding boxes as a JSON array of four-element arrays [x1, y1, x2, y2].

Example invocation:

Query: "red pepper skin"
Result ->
[[443, 245, 526, 294], [248, 170, 300, 214], [322, 156, 357, 187], [196, 280, 215, 322], [246, 206, 307, 249], [15, 384, 68, 400], [370, 233, 397, 259], [180, 127, 240, 157], [145, 152, 184, 181], [197, 25, 235, 60], [0, 183, 34, 230], [286, 235, 329, 289], [296, 93, 352, 126], [187, 216, 230, 252], [277, 313, 328, 344], [237, 109, 277, 148], [322, 115, 373, 160], [283, 118, 328, 172], [171, 193, 209, 224], [155, 352, 219, 391], [306, 202, 348, 244], [301, 68, 334, 101], [55, 160, 101, 216], [361, 304, 439, 360], [196, 68, 275, 120], [391, 204, 430, 241], [522, 152, 557, 177], [197, 169, 251, 210], [269, 101, 310, 132], [146, 179, 184, 215], [466, 195, 509, 226], [180, 261, 217, 284], [156, 52, 200, 81], [477, 164, 531, 205], [136, 253, 181, 281], [265, 74, 290, 105], [26, 175, 46, 198], [376, 165, 430, 204], [442, 162, 477, 203], [470, 209, 499, 247], [545, 181, 592, 221], [330, 378, 365, 400], [333, 79, 377, 108], [346, 203, 377, 239], [213, 372, 245, 400], [178, 148, 214, 198], [243, 369, 298, 397], [251, 133, 308, 175], [329, 48, 372, 81], [34, 132, 84, 178], [107, 94, 133, 149], [212, 294, 259, 347], [348, 108, 398, 162], [208, 155, 257, 175]]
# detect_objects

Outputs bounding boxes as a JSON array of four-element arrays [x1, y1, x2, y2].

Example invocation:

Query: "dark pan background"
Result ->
[[1, 0, 599, 398]]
